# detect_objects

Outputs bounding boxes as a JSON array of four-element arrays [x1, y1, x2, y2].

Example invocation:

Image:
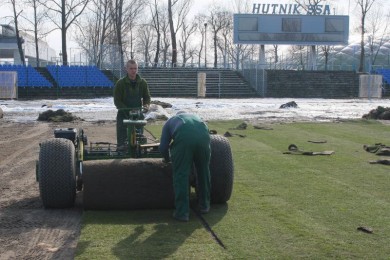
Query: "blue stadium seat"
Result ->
[[46, 65, 114, 88], [375, 69, 390, 85], [0, 65, 52, 88]]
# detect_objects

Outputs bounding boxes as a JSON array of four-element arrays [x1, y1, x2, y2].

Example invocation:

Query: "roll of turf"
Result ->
[[83, 158, 174, 210]]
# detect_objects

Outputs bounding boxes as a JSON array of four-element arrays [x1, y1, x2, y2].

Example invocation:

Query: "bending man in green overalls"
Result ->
[[159, 111, 211, 222], [113, 59, 151, 148]]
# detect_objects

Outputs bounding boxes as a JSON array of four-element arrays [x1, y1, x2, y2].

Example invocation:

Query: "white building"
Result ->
[[0, 24, 56, 66]]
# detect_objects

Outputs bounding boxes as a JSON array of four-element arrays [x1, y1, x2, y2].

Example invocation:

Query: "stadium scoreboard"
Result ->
[[233, 14, 349, 45]]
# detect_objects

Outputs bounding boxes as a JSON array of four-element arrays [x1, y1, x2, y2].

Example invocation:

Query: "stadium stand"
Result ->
[[0, 64, 52, 87], [10, 65, 364, 99], [375, 69, 390, 97], [47, 65, 113, 88], [265, 70, 359, 98], [139, 67, 257, 97], [375, 69, 390, 85]]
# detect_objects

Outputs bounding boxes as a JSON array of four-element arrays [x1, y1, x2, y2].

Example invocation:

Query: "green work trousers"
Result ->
[[116, 111, 144, 147], [170, 122, 211, 219], [116, 112, 127, 146]]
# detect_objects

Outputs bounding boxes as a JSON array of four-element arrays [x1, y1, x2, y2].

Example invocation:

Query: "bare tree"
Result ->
[[229, 0, 254, 69], [272, 45, 279, 64], [365, 7, 390, 68], [216, 12, 233, 68], [93, 0, 112, 67], [225, 42, 252, 70], [232, 0, 251, 13], [288, 45, 308, 70], [294, 0, 335, 70], [167, 0, 192, 67], [222, 29, 242, 69], [8, 0, 26, 65], [167, 0, 176, 67], [149, 0, 163, 67], [354, 0, 378, 72], [75, 0, 112, 67], [179, 18, 197, 67], [23, 0, 53, 67], [159, 10, 171, 67], [321, 45, 333, 70], [42, 0, 90, 65], [136, 23, 155, 66], [110, 0, 145, 68], [208, 8, 231, 68], [194, 14, 207, 67]]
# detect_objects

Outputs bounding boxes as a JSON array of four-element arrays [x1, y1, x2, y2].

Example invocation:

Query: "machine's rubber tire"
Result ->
[[210, 134, 234, 203], [38, 138, 76, 208]]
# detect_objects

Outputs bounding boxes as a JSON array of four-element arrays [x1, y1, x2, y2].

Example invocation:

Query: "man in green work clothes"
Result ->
[[113, 59, 151, 148], [159, 111, 211, 222]]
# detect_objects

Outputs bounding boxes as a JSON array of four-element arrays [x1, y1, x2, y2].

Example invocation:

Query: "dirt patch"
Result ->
[[37, 109, 82, 122], [0, 120, 118, 259]]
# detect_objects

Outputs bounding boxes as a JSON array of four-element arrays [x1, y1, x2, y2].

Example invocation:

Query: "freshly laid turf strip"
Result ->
[[76, 120, 390, 259]]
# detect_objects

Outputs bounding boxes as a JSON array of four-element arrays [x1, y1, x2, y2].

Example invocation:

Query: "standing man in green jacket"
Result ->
[[113, 59, 151, 148]]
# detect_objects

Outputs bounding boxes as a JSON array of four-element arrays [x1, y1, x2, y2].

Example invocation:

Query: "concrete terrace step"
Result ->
[[139, 68, 256, 98]]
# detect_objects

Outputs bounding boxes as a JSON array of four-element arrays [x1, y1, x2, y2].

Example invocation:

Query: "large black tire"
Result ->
[[38, 138, 76, 208], [210, 134, 234, 203]]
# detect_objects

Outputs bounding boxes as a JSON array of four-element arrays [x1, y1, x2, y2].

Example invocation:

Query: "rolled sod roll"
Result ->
[[83, 158, 174, 210]]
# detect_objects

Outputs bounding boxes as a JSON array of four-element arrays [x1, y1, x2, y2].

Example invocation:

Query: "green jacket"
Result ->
[[113, 74, 151, 111]]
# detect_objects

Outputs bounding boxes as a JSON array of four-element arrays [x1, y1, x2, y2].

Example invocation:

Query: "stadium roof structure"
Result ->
[[0, 24, 56, 65], [332, 39, 390, 60]]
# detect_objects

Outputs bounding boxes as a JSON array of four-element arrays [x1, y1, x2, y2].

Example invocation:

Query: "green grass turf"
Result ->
[[75, 119, 390, 259]]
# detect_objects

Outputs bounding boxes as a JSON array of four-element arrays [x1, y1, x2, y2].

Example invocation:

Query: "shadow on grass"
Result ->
[[77, 202, 228, 259]]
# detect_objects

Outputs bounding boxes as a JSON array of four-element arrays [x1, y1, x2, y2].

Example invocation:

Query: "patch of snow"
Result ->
[[1, 97, 389, 123]]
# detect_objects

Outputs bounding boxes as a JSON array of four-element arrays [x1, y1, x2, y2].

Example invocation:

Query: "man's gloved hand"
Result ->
[[142, 104, 150, 113]]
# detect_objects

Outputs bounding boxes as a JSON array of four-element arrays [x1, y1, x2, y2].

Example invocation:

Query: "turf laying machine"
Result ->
[[36, 108, 234, 210]]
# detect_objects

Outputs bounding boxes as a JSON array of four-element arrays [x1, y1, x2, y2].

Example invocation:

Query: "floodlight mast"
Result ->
[[204, 23, 207, 68]]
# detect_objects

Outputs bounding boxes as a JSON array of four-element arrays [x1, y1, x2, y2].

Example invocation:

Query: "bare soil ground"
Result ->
[[0, 119, 117, 260]]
